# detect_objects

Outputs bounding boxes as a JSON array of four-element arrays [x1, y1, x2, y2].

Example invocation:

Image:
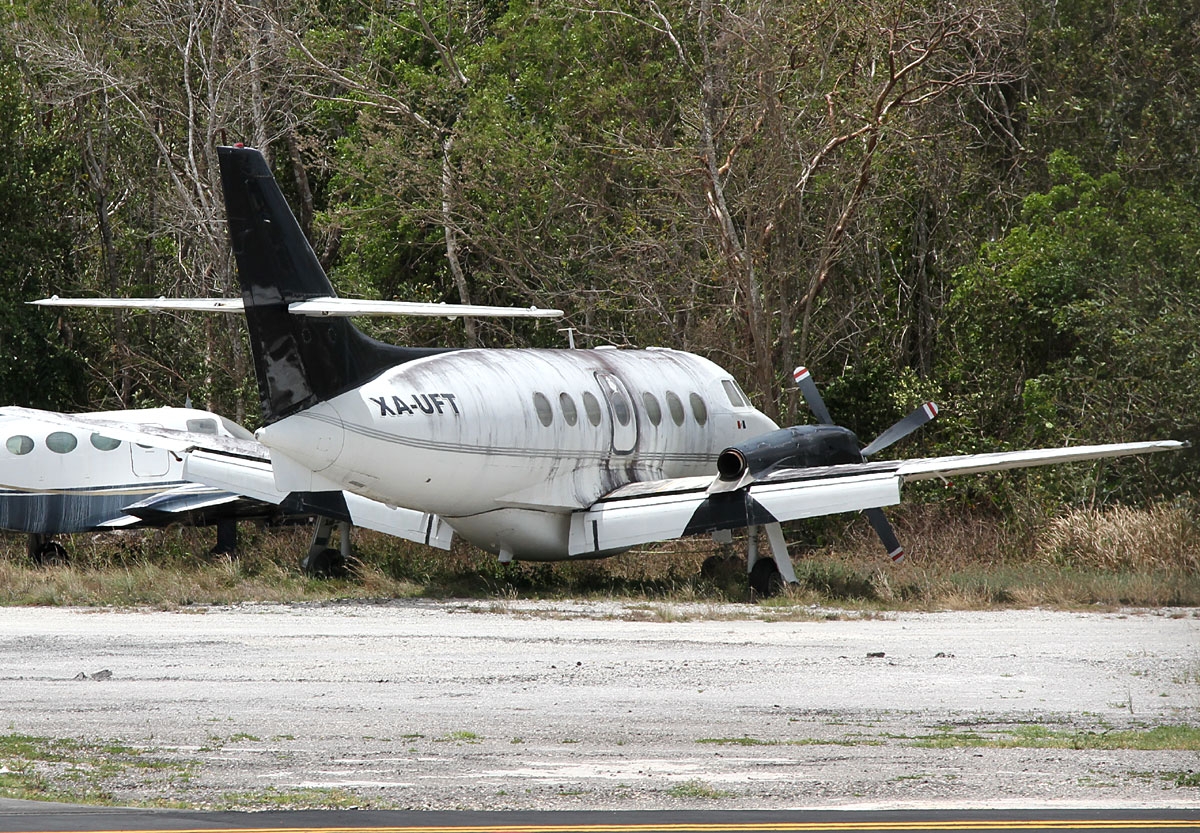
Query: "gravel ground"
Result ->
[[0, 601, 1198, 811]]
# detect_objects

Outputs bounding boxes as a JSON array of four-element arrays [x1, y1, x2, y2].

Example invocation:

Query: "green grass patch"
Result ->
[[215, 786, 367, 810], [910, 724, 1200, 750], [667, 779, 736, 799], [0, 733, 196, 805]]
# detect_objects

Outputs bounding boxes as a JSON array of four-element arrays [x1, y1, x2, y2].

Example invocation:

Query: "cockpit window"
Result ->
[[6, 435, 33, 455], [90, 433, 122, 451], [46, 432, 78, 454], [186, 418, 219, 435], [721, 379, 750, 408]]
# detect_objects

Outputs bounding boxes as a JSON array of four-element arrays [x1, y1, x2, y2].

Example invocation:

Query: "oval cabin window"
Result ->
[[666, 392, 685, 426], [559, 392, 578, 426], [689, 393, 708, 426], [642, 392, 662, 426], [582, 391, 603, 426], [533, 392, 554, 427], [46, 432, 78, 454], [6, 435, 33, 455], [90, 433, 122, 451]]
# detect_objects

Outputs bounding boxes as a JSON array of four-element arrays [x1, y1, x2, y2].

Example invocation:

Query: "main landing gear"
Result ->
[[27, 534, 69, 566], [703, 523, 798, 599], [300, 515, 352, 578]]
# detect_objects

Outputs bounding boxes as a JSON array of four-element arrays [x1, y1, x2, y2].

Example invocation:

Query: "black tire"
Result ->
[[748, 557, 783, 599], [303, 547, 349, 578], [34, 540, 69, 567]]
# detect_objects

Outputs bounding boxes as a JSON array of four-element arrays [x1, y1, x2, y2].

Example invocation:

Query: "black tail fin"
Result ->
[[217, 145, 446, 423]]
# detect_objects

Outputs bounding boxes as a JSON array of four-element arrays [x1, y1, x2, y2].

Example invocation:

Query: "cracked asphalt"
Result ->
[[1, 601, 1198, 810]]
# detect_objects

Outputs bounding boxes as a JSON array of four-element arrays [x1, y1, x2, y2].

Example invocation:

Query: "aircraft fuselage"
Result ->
[[257, 346, 778, 558]]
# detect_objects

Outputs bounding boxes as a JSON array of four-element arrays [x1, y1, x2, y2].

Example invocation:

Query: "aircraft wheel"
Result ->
[[303, 547, 349, 579], [748, 557, 784, 599], [34, 540, 69, 567]]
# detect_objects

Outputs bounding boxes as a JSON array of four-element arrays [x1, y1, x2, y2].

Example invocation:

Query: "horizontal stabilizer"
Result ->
[[32, 295, 562, 319]]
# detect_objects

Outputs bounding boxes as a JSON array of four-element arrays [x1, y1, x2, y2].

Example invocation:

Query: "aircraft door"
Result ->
[[595, 372, 637, 454], [129, 429, 170, 478]]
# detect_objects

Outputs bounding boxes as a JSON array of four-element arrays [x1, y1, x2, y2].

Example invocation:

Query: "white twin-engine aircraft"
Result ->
[[32, 145, 1184, 589]]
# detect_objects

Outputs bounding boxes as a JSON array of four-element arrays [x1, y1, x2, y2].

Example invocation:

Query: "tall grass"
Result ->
[[1, 501, 1198, 608]]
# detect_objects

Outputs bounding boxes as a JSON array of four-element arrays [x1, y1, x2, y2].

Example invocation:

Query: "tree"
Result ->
[[943, 151, 1200, 497], [0, 60, 87, 408]]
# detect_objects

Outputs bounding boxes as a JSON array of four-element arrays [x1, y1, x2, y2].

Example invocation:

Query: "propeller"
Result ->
[[792, 366, 938, 562]]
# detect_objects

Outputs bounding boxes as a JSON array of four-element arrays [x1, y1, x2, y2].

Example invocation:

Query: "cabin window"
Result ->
[[533, 392, 554, 427], [186, 418, 219, 435], [559, 392, 578, 426], [582, 391, 602, 426], [722, 379, 750, 408], [90, 433, 122, 451], [46, 432, 78, 454], [642, 392, 662, 426], [666, 391, 685, 426], [689, 392, 708, 426], [6, 435, 33, 455], [597, 374, 632, 426]]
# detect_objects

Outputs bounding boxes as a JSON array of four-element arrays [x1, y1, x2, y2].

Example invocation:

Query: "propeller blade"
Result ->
[[860, 402, 939, 458], [864, 507, 905, 563], [792, 366, 833, 425]]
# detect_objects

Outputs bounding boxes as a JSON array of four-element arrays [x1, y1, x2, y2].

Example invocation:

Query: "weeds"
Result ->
[[2, 502, 1199, 609]]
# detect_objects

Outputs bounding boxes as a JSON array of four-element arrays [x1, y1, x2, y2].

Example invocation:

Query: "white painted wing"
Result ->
[[185, 450, 452, 549], [894, 441, 1185, 481], [568, 439, 1186, 556], [32, 295, 562, 318]]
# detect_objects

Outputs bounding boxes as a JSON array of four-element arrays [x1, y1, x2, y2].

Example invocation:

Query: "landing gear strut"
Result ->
[[745, 522, 797, 598]]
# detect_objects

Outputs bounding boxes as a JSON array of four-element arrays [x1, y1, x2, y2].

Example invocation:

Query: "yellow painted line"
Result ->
[[30, 819, 1200, 833]]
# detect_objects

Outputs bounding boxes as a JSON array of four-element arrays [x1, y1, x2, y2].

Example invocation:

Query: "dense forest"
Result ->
[[1, 0, 1196, 512]]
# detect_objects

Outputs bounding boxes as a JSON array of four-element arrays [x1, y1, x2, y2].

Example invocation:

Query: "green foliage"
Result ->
[[945, 152, 1200, 500], [0, 62, 87, 408]]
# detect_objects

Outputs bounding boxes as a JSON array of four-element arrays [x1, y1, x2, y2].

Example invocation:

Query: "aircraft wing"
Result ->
[[184, 450, 452, 549], [567, 440, 1185, 556], [32, 296, 562, 318]]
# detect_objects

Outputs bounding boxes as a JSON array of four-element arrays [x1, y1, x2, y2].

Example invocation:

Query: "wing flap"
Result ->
[[568, 472, 901, 556]]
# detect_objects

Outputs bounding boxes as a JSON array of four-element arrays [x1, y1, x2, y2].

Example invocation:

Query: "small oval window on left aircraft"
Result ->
[[46, 432, 78, 454], [90, 433, 122, 451], [6, 435, 34, 455]]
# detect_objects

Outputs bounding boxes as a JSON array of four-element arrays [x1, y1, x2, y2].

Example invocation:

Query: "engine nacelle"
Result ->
[[717, 424, 861, 481]]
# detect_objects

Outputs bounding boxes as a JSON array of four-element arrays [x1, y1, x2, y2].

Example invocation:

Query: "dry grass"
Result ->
[[1, 501, 1198, 609]]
